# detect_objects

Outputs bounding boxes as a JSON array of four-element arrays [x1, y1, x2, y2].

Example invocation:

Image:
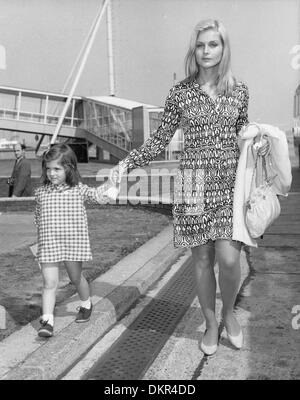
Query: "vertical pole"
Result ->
[[107, 0, 115, 96], [44, 95, 49, 124], [51, 0, 110, 144], [143, 107, 150, 141], [61, 5, 101, 95], [71, 98, 76, 127], [17, 91, 21, 120]]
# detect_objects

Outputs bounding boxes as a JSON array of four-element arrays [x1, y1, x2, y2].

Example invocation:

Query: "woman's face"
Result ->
[[195, 29, 223, 70]]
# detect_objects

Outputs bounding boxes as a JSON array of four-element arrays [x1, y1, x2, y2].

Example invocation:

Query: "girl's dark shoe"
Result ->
[[38, 319, 53, 338], [75, 304, 93, 323]]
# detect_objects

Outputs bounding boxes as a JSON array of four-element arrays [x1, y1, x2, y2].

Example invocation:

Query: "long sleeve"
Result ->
[[236, 83, 249, 134], [121, 86, 182, 171], [78, 181, 112, 204]]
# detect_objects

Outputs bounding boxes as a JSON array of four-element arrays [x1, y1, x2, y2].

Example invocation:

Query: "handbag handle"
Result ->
[[250, 151, 277, 192], [249, 126, 277, 192]]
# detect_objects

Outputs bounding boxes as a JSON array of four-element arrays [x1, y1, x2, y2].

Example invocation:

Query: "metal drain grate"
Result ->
[[84, 257, 195, 380]]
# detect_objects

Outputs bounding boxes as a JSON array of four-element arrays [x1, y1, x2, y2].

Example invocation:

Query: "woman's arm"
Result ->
[[236, 83, 249, 134], [236, 83, 249, 151], [110, 86, 182, 185], [122, 86, 182, 170]]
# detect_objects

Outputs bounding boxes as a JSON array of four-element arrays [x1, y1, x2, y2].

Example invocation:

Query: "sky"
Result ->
[[0, 0, 299, 129]]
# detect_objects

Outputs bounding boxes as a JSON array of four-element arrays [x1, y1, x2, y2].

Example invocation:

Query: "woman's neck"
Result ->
[[198, 67, 218, 87]]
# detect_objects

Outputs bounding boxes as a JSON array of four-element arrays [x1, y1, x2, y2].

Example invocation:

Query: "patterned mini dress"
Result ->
[[122, 79, 249, 248]]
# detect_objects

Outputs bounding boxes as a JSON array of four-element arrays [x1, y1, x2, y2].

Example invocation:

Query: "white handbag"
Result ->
[[245, 139, 280, 239]]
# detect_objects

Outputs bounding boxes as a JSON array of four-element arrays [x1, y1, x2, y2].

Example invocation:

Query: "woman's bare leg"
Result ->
[[191, 242, 218, 345], [215, 239, 242, 336]]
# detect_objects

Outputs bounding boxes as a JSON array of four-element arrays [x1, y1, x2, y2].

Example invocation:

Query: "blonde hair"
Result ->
[[184, 19, 236, 94]]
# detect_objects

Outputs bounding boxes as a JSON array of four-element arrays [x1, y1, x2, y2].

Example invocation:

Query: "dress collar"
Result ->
[[46, 183, 70, 192], [192, 79, 221, 102]]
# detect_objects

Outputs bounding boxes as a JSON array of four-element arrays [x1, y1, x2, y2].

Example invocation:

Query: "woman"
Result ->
[[110, 19, 268, 355]]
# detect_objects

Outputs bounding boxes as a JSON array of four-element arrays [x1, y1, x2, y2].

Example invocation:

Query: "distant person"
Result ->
[[110, 19, 270, 356], [7, 143, 32, 197], [34, 143, 118, 338]]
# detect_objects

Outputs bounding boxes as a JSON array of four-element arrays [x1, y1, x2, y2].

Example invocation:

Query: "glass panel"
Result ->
[[0, 91, 18, 109], [82, 100, 133, 150], [45, 98, 65, 117]]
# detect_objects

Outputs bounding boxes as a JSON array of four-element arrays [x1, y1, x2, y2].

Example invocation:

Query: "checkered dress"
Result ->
[[34, 181, 111, 263]]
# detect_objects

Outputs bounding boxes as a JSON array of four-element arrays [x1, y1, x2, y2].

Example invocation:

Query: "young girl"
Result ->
[[34, 143, 117, 338]]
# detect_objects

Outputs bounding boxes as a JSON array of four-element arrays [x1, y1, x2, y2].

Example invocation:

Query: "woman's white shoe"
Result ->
[[227, 329, 243, 349], [200, 341, 218, 356], [200, 330, 218, 356]]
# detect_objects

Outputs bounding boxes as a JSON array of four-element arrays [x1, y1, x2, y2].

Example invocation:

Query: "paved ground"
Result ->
[[0, 213, 36, 254], [198, 193, 300, 380], [0, 158, 299, 380], [63, 191, 300, 381]]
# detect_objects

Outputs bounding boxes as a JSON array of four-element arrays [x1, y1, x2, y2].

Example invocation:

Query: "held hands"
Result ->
[[109, 162, 127, 186], [104, 186, 120, 201], [110, 165, 120, 186], [106, 162, 127, 201]]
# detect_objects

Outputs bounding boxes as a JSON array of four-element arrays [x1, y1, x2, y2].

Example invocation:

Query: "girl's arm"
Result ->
[[78, 181, 114, 204], [120, 86, 182, 172], [34, 188, 41, 226]]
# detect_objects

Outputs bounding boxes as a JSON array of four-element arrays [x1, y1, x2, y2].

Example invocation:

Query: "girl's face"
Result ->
[[195, 29, 223, 70], [46, 159, 66, 185]]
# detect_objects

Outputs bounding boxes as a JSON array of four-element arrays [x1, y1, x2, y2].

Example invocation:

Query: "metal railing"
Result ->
[[0, 107, 83, 127], [0, 85, 184, 160], [0, 86, 83, 129]]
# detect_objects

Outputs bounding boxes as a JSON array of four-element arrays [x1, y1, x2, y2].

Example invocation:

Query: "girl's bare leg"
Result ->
[[41, 263, 60, 318], [64, 261, 90, 301]]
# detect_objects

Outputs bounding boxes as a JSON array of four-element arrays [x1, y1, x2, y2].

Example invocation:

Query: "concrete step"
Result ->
[[0, 224, 188, 380]]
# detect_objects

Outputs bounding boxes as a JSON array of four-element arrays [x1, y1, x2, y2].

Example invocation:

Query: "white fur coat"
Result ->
[[232, 123, 292, 247]]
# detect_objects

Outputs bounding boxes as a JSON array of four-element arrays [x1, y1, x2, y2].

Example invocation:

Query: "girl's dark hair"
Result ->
[[41, 143, 81, 186]]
